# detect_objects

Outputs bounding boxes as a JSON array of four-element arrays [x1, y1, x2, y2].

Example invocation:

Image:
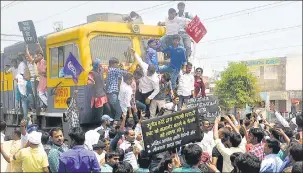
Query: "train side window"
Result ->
[[50, 43, 80, 78], [50, 48, 59, 78]]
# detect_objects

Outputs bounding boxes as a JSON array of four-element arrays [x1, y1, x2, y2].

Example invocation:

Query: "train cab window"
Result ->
[[90, 35, 133, 65], [50, 43, 80, 78]]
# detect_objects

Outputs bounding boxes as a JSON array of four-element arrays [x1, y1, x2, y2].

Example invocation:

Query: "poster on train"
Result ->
[[18, 20, 38, 44], [141, 107, 202, 155], [186, 15, 207, 43]]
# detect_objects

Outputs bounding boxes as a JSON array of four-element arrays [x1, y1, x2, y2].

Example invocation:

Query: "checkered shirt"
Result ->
[[105, 67, 128, 93], [249, 143, 265, 161]]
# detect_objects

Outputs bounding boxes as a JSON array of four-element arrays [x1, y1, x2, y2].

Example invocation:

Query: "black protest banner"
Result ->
[[186, 96, 219, 121], [18, 20, 38, 44], [141, 107, 202, 155]]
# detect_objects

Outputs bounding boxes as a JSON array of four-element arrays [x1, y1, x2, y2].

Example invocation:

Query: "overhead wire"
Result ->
[[34, 1, 92, 24], [200, 25, 302, 44], [1, 1, 16, 9], [139, 1, 177, 15], [1, 34, 23, 37], [1, 39, 23, 42], [200, 45, 302, 60], [1, 1, 24, 10], [135, 1, 175, 13], [203, 1, 298, 23]]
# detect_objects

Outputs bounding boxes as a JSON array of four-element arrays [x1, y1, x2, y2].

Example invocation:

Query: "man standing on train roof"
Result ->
[[177, 2, 194, 58], [145, 38, 161, 71], [159, 35, 187, 90], [158, 8, 191, 58]]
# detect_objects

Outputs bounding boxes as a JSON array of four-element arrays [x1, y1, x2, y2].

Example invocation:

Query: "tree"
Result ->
[[214, 62, 260, 111]]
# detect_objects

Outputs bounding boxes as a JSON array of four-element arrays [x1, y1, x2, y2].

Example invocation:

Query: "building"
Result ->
[[243, 56, 302, 114]]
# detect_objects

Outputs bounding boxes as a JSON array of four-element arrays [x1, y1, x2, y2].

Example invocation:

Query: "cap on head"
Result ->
[[102, 115, 113, 122], [27, 124, 39, 134], [92, 140, 106, 150], [28, 131, 42, 145]]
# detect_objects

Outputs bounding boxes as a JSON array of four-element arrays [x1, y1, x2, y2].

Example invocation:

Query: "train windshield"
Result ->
[[90, 35, 134, 65]]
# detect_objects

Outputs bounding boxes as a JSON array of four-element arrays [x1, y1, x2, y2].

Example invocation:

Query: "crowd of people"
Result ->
[[1, 2, 303, 173]]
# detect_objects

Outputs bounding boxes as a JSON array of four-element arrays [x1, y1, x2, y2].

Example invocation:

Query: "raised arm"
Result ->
[[130, 49, 148, 70], [36, 41, 43, 54]]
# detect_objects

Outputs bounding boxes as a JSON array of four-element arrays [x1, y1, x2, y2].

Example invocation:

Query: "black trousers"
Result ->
[[137, 90, 154, 118]]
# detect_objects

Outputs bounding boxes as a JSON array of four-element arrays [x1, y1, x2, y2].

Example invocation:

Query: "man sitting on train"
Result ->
[[157, 8, 191, 58]]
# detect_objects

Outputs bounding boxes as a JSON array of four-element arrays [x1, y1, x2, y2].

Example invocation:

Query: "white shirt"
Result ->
[[1, 132, 5, 144], [165, 17, 191, 35], [119, 140, 142, 171], [260, 154, 283, 173], [84, 130, 101, 151], [7, 67, 18, 79], [118, 79, 133, 113], [196, 130, 215, 158], [16, 74, 27, 96], [134, 52, 160, 99], [214, 137, 246, 173], [177, 71, 194, 96], [163, 102, 178, 112], [94, 151, 101, 164], [17, 61, 27, 76]]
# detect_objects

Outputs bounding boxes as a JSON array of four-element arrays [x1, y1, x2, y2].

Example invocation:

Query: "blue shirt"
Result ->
[[137, 168, 150, 173], [260, 154, 283, 173], [162, 46, 187, 70], [279, 156, 291, 172], [106, 67, 128, 94], [173, 164, 201, 172], [58, 145, 101, 173], [146, 47, 159, 71]]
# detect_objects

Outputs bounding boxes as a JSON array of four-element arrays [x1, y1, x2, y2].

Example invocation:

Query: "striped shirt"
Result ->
[[27, 62, 35, 79]]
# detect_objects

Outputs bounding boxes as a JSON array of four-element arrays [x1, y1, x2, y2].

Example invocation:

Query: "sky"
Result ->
[[1, 1, 302, 76]]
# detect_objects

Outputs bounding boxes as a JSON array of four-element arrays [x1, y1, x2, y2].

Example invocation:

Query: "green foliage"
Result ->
[[214, 62, 260, 111]]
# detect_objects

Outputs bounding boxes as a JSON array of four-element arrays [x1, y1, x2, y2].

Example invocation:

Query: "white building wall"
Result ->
[[286, 54, 302, 112], [286, 54, 302, 90]]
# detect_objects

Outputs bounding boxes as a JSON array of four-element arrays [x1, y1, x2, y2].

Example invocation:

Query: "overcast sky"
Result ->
[[1, 1, 302, 76]]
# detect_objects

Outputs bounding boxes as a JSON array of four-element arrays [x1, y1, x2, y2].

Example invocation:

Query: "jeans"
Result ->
[[179, 32, 192, 58], [178, 95, 191, 111], [21, 94, 33, 120], [107, 92, 122, 121], [158, 65, 180, 90], [136, 100, 146, 112]]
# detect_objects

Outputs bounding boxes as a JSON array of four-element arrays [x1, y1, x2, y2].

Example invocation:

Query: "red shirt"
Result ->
[[194, 76, 206, 97]]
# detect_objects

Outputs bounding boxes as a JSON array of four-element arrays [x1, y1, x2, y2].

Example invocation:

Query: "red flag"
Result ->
[[186, 16, 207, 43]]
